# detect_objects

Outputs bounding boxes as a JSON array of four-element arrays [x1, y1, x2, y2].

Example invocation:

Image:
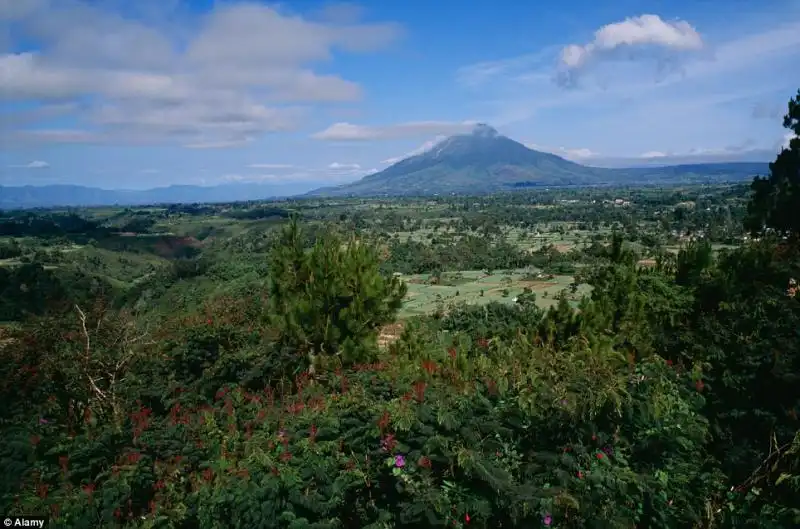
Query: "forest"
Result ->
[[0, 91, 798, 528]]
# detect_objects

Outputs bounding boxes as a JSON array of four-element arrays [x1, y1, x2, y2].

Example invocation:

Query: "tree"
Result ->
[[267, 218, 406, 373], [746, 89, 800, 240]]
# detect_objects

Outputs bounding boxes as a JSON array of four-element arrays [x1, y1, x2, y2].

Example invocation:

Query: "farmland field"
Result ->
[[397, 269, 591, 318]]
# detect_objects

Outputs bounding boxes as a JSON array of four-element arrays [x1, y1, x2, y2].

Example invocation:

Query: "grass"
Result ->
[[396, 269, 592, 318]]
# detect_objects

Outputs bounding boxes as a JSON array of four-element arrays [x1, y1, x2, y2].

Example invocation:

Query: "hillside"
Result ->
[[309, 125, 768, 196]]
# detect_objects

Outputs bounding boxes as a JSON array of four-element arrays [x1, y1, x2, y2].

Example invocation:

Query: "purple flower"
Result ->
[[543, 513, 552, 526], [394, 454, 405, 468], [560, 399, 568, 406], [39, 418, 49, 425], [603, 446, 614, 456]]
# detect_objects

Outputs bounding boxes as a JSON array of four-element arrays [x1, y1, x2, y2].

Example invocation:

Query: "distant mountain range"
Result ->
[[307, 124, 768, 197], [1, 125, 770, 208], [0, 183, 303, 210]]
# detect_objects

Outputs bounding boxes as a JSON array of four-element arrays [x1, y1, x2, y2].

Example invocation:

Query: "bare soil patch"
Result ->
[[378, 321, 405, 349]]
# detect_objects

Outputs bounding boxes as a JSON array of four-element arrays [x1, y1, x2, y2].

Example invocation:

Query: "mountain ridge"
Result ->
[[0, 183, 302, 210], [307, 125, 768, 197]]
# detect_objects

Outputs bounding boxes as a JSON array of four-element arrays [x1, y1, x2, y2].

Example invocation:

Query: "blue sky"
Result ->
[[1, 0, 799, 192]]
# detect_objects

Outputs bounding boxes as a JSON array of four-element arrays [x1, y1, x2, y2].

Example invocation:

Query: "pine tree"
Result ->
[[267, 218, 406, 373]]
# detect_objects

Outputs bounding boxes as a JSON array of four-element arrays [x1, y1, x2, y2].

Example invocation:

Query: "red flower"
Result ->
[[413, 381, 427, 402], [666, 359, 673, 366], [695, 379, 705, 392], [421, 360, 437, 374], [465, 513, 470, 524], [448, 347, 457, 359], [207, 319, 212, 325], [596, 453, 604, 460], [577, 471, 584, 479]]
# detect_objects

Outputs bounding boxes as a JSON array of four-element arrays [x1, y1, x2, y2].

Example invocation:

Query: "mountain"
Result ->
[[1, 125, 770, 208], [0, 183, 306, 210], [308, 124, 769, 197]]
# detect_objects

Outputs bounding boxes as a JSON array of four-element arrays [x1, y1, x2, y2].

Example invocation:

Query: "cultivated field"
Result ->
[[396, 268, 591, 318]]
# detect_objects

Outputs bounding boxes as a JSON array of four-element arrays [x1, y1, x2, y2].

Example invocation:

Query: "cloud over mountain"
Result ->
[[312, 120, 478, 141]]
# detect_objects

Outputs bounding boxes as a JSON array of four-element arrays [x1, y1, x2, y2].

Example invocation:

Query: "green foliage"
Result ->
[[268, 218, 406, 373], [1, 95, 799, 528], [746, 89, 800, 239]]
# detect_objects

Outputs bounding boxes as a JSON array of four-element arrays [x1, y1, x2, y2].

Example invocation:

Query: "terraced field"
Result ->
[[396, 268, 592, 318]]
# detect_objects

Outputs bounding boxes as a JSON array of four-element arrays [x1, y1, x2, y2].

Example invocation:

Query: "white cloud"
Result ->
[[639, 151, 667, 158], [452, 12, 799, 162], [312, 120, 478, 141], [559, 15, 704, 72], [0, 0, 401, 147], [521, 140, 778, 167], [381, 135, 449, 164], [10, 160, 50, 168], [328, 162, 361, 169], [247, 163, 295, 169], [524, 142, 601, 161], [585, 146, 778, 167]]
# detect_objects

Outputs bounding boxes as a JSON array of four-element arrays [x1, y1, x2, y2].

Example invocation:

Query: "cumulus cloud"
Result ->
[[10, 160, 50, 168], [312, 120, 478, 141], [0, 0, 401, 147], [557, 15, 703, 84]]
